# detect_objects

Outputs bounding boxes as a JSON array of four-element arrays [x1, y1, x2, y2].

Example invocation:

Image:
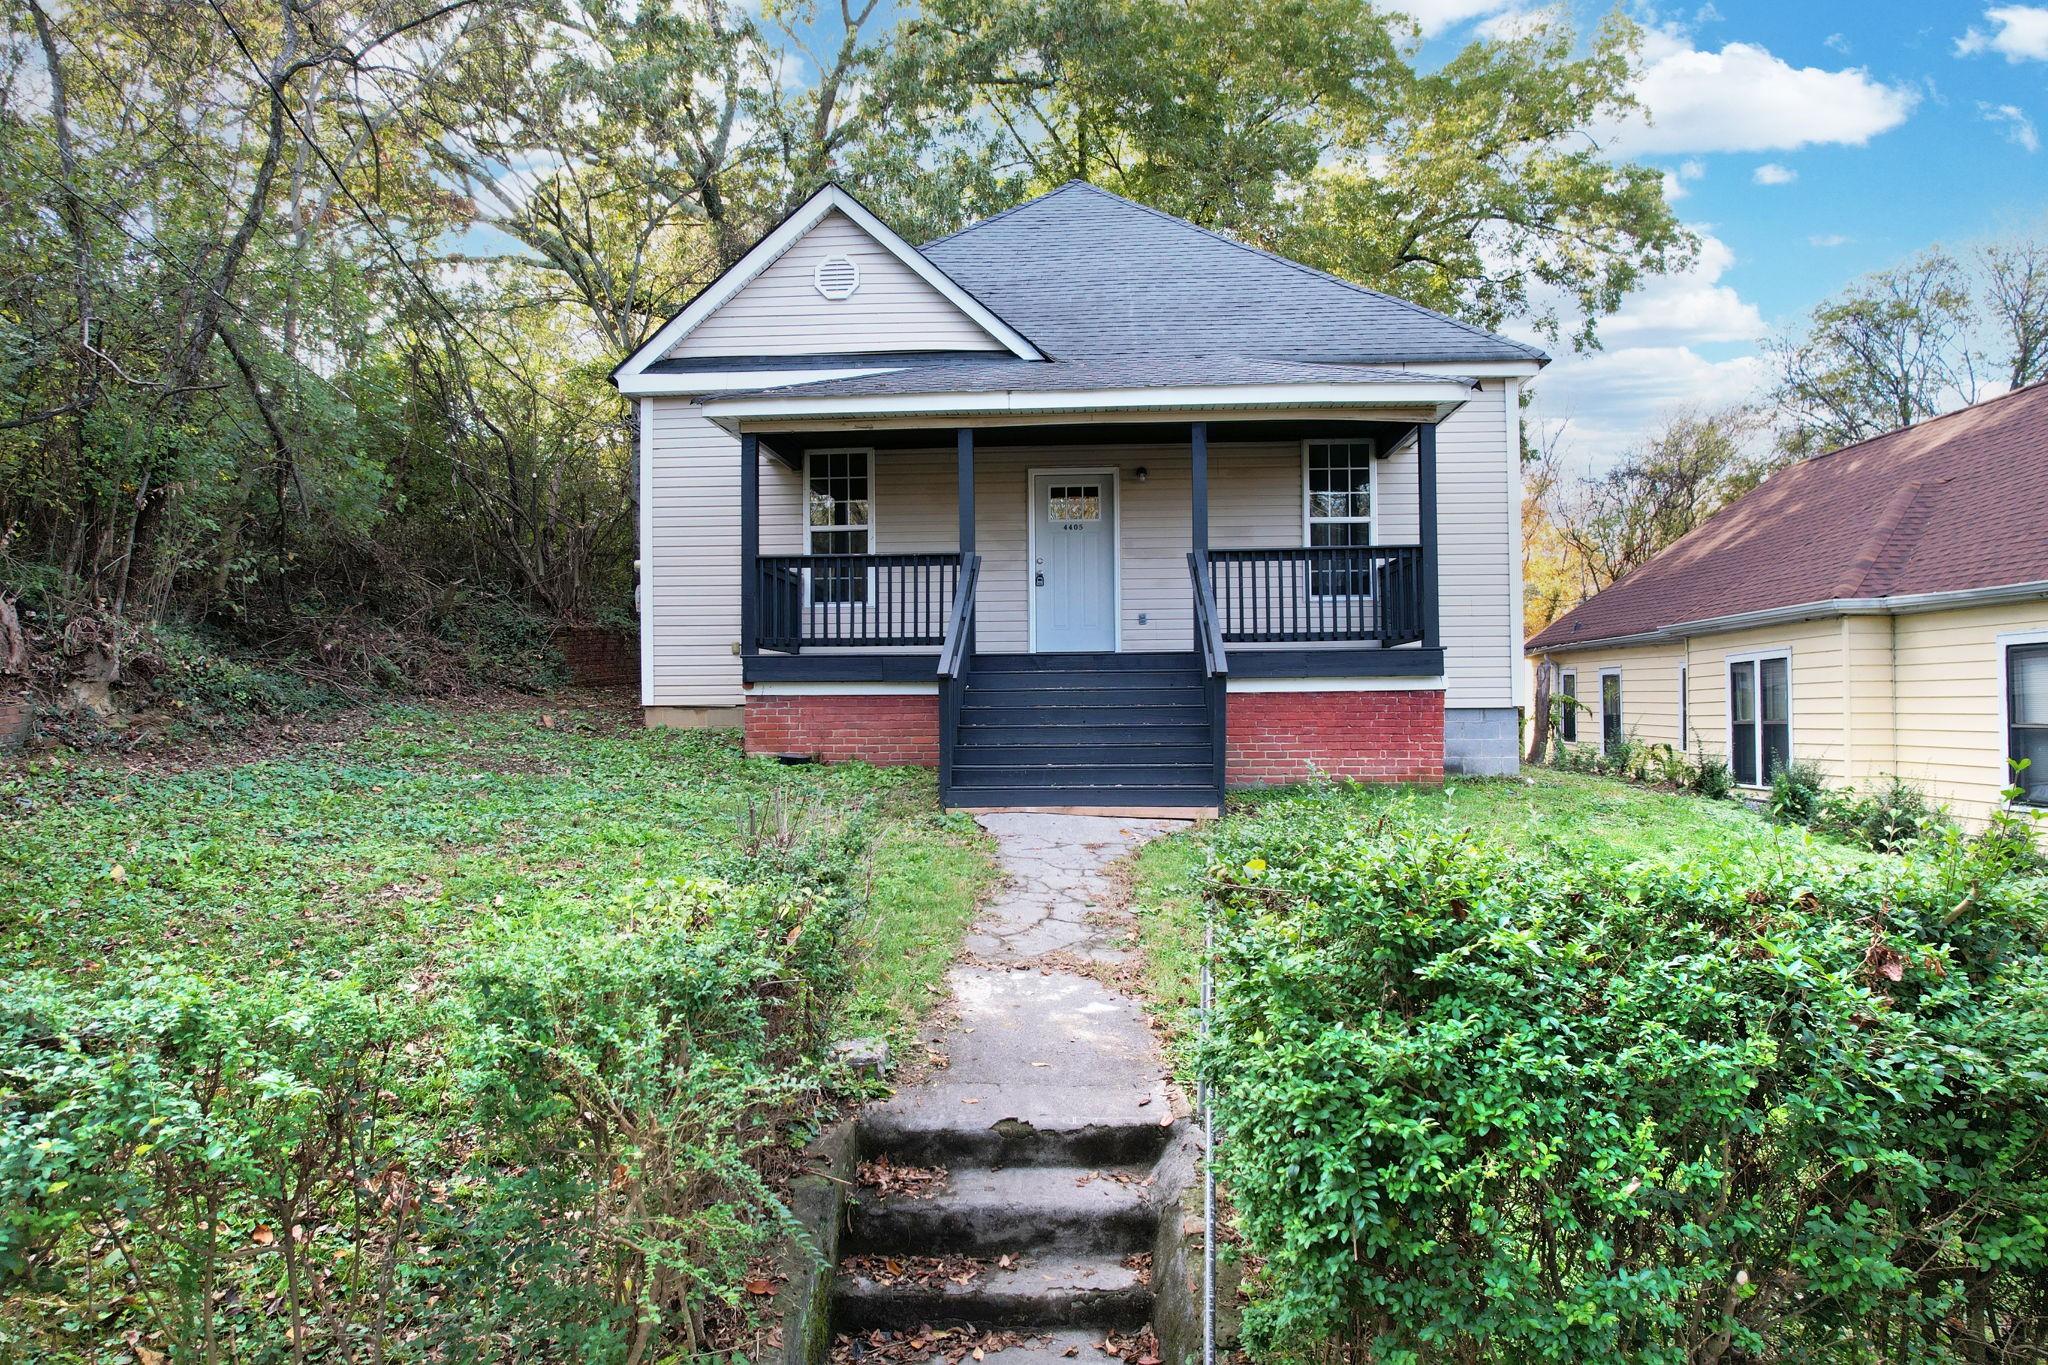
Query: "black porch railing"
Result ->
[[754, 553, 962, 652], [1204, 546, 1426, 646]]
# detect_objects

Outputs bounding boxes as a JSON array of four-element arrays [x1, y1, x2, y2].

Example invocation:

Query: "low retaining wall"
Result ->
[[743, 692, 939, 766], [0, 689, 31, 752], [551, 626, 638, 689], [1227, 688, 1444, 786]]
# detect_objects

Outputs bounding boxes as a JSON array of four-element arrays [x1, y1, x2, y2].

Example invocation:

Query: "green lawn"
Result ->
[[1, 699, 992, 1045], [1126, 769, 1873, 1031]]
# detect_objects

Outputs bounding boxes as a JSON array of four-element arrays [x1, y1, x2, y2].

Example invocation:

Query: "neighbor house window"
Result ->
[[806, 449, 871, 603], [1729, 653, 1791, 787], [1600, 671, 1623, 754], [1559, 669, 1578, 743], [1304, 440, 1374, 597], [2006, 641, 2048, 805]]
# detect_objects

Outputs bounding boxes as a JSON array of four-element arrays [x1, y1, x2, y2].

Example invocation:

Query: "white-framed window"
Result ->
[[1303, 439, 1375, 597], [2001, 631, 2048, 806], [1558, 668, 1579, 744], [1678, 662, 1689, 749], [1599, 668, 1623, 754], [805, 448, 872, 603], [1728, 650, 1792, 787]]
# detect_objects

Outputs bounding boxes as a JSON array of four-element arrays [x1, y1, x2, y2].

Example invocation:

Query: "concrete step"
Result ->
[[845, 1166, 1157, 1256], [834, 1254, 1152, 1331], [859, 1085, 1178, 1168]]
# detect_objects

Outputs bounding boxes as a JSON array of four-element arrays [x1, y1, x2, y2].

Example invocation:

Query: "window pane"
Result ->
[[1602, 674, 1622, 753], [1730, 661, 1755, 724], [1760, 657, 1790, 726], [2014, 728, 2048, 805], [2010, 645, 2048, 725], [1560, 673, 1577, 743], [1763, 723, 1791, 781]]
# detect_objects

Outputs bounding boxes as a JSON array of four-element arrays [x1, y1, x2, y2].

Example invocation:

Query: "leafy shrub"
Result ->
[[455, 875, 848, 1356], [157, 625, 350, 723], [0, 968, 423, 1352], [1766, 757, 1829, 826], [1199, 794, 2048, 1364], [1688, 753, 1734, 798]]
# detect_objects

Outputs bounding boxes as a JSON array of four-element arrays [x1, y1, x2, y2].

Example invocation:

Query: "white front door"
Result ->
[[1031, 470, 1118, 653]]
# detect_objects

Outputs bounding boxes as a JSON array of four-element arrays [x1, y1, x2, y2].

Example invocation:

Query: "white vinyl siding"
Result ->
[[645, 402, 745, 706], [1434, 381, 1517, 708], [669, 212, 1006, 358]]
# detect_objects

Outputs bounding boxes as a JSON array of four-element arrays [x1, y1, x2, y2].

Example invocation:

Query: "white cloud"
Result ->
[[1825, 32, 1852, 55], [1527, 347, 1769, 470], [1599, 28, 1917, 153], [1512, 230, 1770, 467], [1982, 101, 2042, 151], [1659, 158, 1707, 201], [1383, 0, 1518, 36], [1957, 6, 2048, 61], [1809, 233, 1852, 247], [1752, 162, 1798, 184]]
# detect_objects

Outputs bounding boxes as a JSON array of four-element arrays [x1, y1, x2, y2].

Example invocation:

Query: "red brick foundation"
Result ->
[[1227, 688, 1444, 786], [743, 692, 939, 767]]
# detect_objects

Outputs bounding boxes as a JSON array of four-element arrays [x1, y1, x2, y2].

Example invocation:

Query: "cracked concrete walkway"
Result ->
[[862, 810, 1195, 1174]]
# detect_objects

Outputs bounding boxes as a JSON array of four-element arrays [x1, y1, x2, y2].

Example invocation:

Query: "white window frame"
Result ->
[[1301, 438, 1377, 601], [1726, 647, 1793, 789], [1598, 667, 1623, 754], [1558, 667, 1579, 744], [802, 447, 877, 604], [1998, 629, 2048, 806]]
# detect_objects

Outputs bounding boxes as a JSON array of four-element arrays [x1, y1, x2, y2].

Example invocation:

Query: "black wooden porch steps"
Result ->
[[947, 652, 1219, 810]]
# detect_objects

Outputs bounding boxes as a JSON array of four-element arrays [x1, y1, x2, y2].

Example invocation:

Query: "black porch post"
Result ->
[[739, 432, 759, 657], [1417, 420, 1440, 651], [1190, 421, 1209, 554], [957, 428, 975, 554]]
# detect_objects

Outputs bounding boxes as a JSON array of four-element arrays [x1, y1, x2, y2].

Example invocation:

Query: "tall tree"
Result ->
[[882, 0, 1691, 347], [1978, 230, 2048, 390], [1769, 251, 1981, 458]]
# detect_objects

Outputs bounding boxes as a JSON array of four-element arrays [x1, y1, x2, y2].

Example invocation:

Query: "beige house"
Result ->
[[614, 182, 1544, 812], [1527, 382, 2048, 827]]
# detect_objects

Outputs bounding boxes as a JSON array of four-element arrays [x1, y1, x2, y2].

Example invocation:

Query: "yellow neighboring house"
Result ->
[[1527, 381, 2048, 827]]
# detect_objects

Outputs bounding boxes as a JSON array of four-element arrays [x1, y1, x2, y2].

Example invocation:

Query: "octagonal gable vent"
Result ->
[[812, 254, 861, 301]]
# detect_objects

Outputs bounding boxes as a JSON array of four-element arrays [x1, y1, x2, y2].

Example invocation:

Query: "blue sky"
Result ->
[[1407, 1, 2048, 465]]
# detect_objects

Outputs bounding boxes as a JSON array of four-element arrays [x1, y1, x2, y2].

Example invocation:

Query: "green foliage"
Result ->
[[1197, 791, 2048, 1363], [1766, 756, 1830, 826], [0, 703, 990, 1360]]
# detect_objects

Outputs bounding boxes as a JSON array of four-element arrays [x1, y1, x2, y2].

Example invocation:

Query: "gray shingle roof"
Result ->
[[920, 182, 1546, 366], [707, 353, 1466, 402]]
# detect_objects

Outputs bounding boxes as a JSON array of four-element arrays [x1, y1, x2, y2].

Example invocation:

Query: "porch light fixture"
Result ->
[[1134, 466, 1148, 482]]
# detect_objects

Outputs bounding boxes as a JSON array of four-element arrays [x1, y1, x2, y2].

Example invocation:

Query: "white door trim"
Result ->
[[1026, 465, 1122, 654]]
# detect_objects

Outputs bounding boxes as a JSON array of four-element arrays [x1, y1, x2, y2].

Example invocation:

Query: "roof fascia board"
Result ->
[[1529, 578, 2048, 654], [701, 380, 1476, 423], [614, 187, 1041, 385], [618, 366, 903, 397], [1395, 359, 1544, 378]]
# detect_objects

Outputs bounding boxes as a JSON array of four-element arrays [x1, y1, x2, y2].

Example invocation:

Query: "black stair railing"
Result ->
[[1203, 546, 1425, 647], [936, 553, 981, 807], [1188, 551, 1230, 797], [754, 552, 963, 652]]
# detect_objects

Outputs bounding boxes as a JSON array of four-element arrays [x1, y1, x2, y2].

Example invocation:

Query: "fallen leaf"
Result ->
[[250, 1225, 274, 1246], [745, 1278, 777, 1296]]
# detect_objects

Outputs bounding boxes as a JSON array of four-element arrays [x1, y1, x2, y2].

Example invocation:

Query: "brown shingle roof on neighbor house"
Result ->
[[1527, 380, 2048, 653]]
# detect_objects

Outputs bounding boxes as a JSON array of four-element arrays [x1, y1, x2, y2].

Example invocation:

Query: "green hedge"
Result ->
[[2, 874, 849, 1361], [1199, 795, 2048, 1364]]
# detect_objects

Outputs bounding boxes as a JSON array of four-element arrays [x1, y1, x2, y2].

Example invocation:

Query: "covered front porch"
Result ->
[[729, 415, 1447, 810]]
